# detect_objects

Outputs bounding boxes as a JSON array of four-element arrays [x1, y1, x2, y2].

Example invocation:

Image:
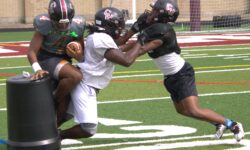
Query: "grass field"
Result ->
[[0, 32, 250, 150]]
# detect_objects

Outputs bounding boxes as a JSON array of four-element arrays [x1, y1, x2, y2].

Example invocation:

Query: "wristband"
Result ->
[[32, 62, 42, 72]]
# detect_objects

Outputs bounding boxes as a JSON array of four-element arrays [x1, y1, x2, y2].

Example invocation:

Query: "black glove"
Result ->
[[137, 23, 169, 45], [131, 11, 151, 33], [137, 31, 150, 45]]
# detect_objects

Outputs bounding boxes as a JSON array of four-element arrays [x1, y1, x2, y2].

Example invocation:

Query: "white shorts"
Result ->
[[67, 81, 98, 124]]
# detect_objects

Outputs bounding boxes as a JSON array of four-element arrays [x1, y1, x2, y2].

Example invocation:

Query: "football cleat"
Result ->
[[230, 122, 245, 142], [214, 124, 227, 139]]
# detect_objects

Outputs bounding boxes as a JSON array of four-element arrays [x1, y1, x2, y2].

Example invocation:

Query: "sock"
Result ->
[[224, 119, 234, 129]]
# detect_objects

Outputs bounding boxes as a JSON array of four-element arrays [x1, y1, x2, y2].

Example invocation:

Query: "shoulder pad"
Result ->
[[33, 14, 53, 35], [70, 16, 86, 39], [143, 23, 173, 40]]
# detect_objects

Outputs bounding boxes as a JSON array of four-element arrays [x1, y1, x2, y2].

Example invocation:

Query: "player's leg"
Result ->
[[173, 98, 244, 141], [164, 62, 244, 141], [59, 82, 98, 139], [173, 96, 226, 124], [54, 60, 82, 100], [60, 123, 97, 139], [54, 60, 83, 125]]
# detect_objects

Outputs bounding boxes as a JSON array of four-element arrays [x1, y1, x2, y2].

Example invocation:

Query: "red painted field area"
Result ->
[[0, 33, 250, 57]]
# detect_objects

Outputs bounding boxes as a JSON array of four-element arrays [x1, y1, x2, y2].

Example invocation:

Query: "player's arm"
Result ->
[[104, 42, 142, 67], [139, 39, 163, 56], [27, 31, 49, 80], [115, 29, 136, 45], [118, 40, 137, 52]]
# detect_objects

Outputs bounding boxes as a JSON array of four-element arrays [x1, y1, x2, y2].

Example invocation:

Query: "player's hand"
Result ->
[[66, 41, 83, 61], [31, 70, 49, 80], [137, 31, 150, 45], [131, 11, 150, 33]]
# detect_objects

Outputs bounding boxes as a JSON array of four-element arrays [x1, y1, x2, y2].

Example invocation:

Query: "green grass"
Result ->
[[0, 32, 250, 150]]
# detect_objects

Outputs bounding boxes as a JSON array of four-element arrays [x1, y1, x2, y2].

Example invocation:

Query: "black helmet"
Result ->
[[48, 0, 75, 31], [95, 7, 125, 39], [151, 0, 179, 23]]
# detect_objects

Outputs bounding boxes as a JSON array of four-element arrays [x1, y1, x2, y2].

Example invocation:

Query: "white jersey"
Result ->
[[77, 32, 118, 89], [152, 52, 185, 76]]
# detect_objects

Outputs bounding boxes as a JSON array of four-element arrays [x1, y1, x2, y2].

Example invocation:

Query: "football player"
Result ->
[[136, 0, 245, 142], [58, 7, 142, 139], [116, 0, 179, 45], [27, 0, 85, 125]]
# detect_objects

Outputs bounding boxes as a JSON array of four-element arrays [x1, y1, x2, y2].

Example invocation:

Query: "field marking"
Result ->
[[1, 67, 250, 86], [1, 90, 250, 112], [115, 139, 250, 150], [0, 108, 6, 111], [182, 47, 250, 52], [112, 67, 250, 79], [0, 65, 29, 70], [112, 79, 250, 85], [113, 64, 250, 74], [98, 90, 250, 104], [62, 132, 250, 150]]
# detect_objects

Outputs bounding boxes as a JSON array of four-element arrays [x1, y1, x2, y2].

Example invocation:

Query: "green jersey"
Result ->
[[34, 14, 86, 55]]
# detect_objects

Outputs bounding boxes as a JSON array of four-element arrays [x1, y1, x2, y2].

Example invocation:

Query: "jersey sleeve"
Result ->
[[33, 14, 52, 36], [93, 33, 118, 56], [71, 16, 86, 40]]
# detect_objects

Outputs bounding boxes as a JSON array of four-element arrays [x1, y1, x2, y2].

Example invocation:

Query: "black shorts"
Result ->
[[163, 62, 198, 102], [37, 50, 72, 79]]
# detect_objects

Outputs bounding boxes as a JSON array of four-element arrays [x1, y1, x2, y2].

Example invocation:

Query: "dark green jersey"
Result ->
[[34, 14, 86, 55]]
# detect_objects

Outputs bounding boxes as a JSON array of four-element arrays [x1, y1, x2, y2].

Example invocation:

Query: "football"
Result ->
[[66, 41, 83, 60]]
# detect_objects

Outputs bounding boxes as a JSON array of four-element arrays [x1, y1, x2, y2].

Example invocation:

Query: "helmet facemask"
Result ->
[[51, 19, 71, 31]]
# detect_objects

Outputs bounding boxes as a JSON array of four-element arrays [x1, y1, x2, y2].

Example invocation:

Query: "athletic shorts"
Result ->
[[37, 50, 71, 80], [67, 82, 98, 124], [163, 62, 198, 102]]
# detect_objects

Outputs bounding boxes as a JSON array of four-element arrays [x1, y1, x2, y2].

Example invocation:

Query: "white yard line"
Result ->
[[1, 90, 250, 112], [62, 132, 250, 150]]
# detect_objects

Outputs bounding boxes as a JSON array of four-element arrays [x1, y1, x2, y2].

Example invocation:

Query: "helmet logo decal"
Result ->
[[165, 3, 175, 16], [49, 1, 56, 14], [104, 9, 114, 20]]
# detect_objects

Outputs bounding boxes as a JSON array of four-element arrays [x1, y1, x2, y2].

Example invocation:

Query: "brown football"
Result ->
[[66, 41, 83, 59]]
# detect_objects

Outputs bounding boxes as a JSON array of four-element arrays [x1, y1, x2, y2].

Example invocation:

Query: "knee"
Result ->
[[67, 72, 82, 85], [73, 72, 83, 83], [80, 123, 97, 138], [176, 107, 201, 118], [176, 108, 188, 116]]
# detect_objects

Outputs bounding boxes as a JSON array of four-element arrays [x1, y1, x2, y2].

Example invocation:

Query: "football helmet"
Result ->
[[48, 0, 75, 31], [151, 0, 179, 23], [95, 7, 125, 39]]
